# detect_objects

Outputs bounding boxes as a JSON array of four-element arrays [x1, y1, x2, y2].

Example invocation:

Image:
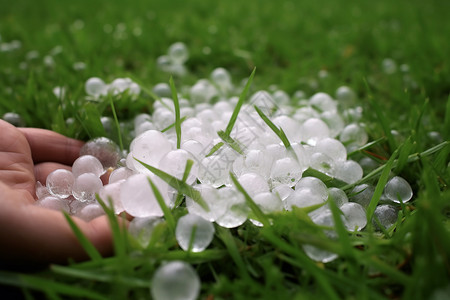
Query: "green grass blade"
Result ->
[[366, 148, 399, 222], [205, 142, 224, 157], [253, 105, 289, 148], [109, 95, 124, 152], [224, 67, 256, 136], [217, 130, 244, 154], [147, 176, 176, 232], [174, 159, 194, 207], [169, 76, 182, 149], [445, 95, 450, 139], [63, 212, 103, 262], [229, 172, 269, 226], [161, 116, 187, 133], [216, 226, 250, 279], [134, 158, 209, 211], [3, 272, 107, 300], [302, 168, 347, 188], [347, 137, 387, 157]]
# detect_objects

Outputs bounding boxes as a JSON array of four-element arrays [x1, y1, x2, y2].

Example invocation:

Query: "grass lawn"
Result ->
[[0, 0, 449, 299]]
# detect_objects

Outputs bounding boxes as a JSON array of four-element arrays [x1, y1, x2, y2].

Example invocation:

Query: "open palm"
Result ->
[[0, 120, 113, 267]]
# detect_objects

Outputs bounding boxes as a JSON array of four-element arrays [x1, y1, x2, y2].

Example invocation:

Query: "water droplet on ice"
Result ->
[[175, 214, 215, 252], [151, 261, 200, 300], [46, 169, 74, 198]]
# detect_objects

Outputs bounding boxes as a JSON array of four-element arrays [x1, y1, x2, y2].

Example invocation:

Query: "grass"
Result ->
[[0, 0, 449, 299]]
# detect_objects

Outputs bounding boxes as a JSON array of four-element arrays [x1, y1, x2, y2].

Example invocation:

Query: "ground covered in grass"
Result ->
[[0, 0, 449, 299]]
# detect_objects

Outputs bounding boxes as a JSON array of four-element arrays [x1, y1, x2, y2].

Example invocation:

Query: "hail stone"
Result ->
[[175, 214, 215, 252]]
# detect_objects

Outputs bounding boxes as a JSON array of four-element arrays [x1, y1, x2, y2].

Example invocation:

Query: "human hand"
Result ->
[[0, 120, 114, 268]]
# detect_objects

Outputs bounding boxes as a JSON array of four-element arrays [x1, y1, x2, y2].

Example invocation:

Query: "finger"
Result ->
[[0, 182, 116, 266], [34, 162, 72, 185], [18, 128, 84, 165]]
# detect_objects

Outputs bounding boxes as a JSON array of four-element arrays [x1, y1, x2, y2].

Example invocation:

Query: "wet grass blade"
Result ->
[[147, 176, 176, 232], [134, 157, 209, 211], [254, 105, 290, 149], [109, 95, 124, 152], [207, 68, 256, 156], [63, 212, 102, 262], [161, 116, 187, 133], [216, 226, 250, 279], [169, 76, 182, 149], [174, 159, 194, 207], [366, 148, 399, 222], [217, 130, 244, 154], [229, 172, 269, 226]]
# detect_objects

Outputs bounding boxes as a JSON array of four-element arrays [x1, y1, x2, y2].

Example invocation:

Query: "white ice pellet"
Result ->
[[237, 173, 270, 197], [272, 115, 301, 142], [272, 184, 294, 202], [350, 184, 375, 208], [309, 92, 337, 113], [72, 173, 103, 202], [151, 261, 200, 300], [214, 186, 248, 228], [295, 177, 328, 201], [76, 203, 105, 221], [35, 196, 70, 212], [340, 123, 368, 147], [175, 214, 215, 252], [109, 167, 134, 184], [340, 202, 367, 231], [98, 180, 124, 214], [80, 137, 121, 169], [335, 86, 356, 103], [128, 216, 164, 247], [250, 192, 283, 226], [333, 160, 363, 184], [384, 176, 413, 203], [270, 157, 302, 187], [303, 211, 340, 263], [120, 173, 169, 218], [168, 42, 189, 65], [129, 130, 173, 173], [314, 138, 347, 162], [327, 187, 348, 207], [300, 118, 330, 145], [85, 77, 107, 97], [284, 187, 326, 211], [373, 204, 398, 230], [46, 169, 74, 199], [72, 155, 104, 178], [158, 149, 198, 184]]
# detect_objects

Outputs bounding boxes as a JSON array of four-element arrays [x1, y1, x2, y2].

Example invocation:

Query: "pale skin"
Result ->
[[0, 120, 114, 267]]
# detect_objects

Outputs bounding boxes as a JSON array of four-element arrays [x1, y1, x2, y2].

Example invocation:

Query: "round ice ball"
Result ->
[[340, 123, 368, 147], [214, 186, 248, 228], [335, 86, 356, 103], [314, 138, 347, 162], [333, 160, 363, 184], [211, 67, 232, 88], [76, 203, 105, 221], [72, 173, 103, 202], [340, 202, 367, 231], [175, 214, 215, 252], [284, 187, 326, 211], [309, 92, 337, 112], [80, 137, 121, 170], [186, 184, 226, 222], [270, 157, 303, 187], [129, 130, 173, 173], [327, 187, 348, 207], [151, 261, 200, 300], [158, 149, 198, 184], [2, 112, 25, 127], [98, 180, 124, 214], [168, 42, 189, 65], [72, 155, 104, 178], [128, 216, 164, 247], [120, 173, 169, 218], [85, 77, 106, 97], [300, 118, 330, 145], [109, 167, 134, 184], [46, 169, 74, 198], [35, 196, 70, 212], [373, 204, 398, 230], [295, 177, 328, 201], [237, 173, 270, 197], [350, 184, 375, 208], [384, 176, 413, 203]]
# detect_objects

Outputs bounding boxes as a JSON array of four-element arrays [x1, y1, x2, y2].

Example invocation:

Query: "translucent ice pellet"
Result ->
[[46, 169, 74, 198], [76, 203, 105, 221], [35, 196, 70, 212], [168, 42, 189, 65], [158, 149, 198, 184], [80, 137, 121, 170], [128, 216, 164, 247], [175, 214, 215, 252], [151, 261, 200, 300], [98, 180, 124, 214], [295, 177, 328, 201], [384, 176, 413, 203], [309, 92, 337, 113], [350, 184, 375, 208], [214, 186, 248, 228], [72, 173, 103, 202], [327, 187, 348, 207], [340, 202, 367, 231], [284, 187, 325, 211], [373, 204, 398, 230], [270, 157, 302, 187], [72, 155, 104, 178], [237, 172, 270, 197], [85, 77, 107, 97]]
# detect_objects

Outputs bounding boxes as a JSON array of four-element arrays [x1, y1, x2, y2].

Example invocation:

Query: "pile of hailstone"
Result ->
[[35, 67, 413, 266]]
